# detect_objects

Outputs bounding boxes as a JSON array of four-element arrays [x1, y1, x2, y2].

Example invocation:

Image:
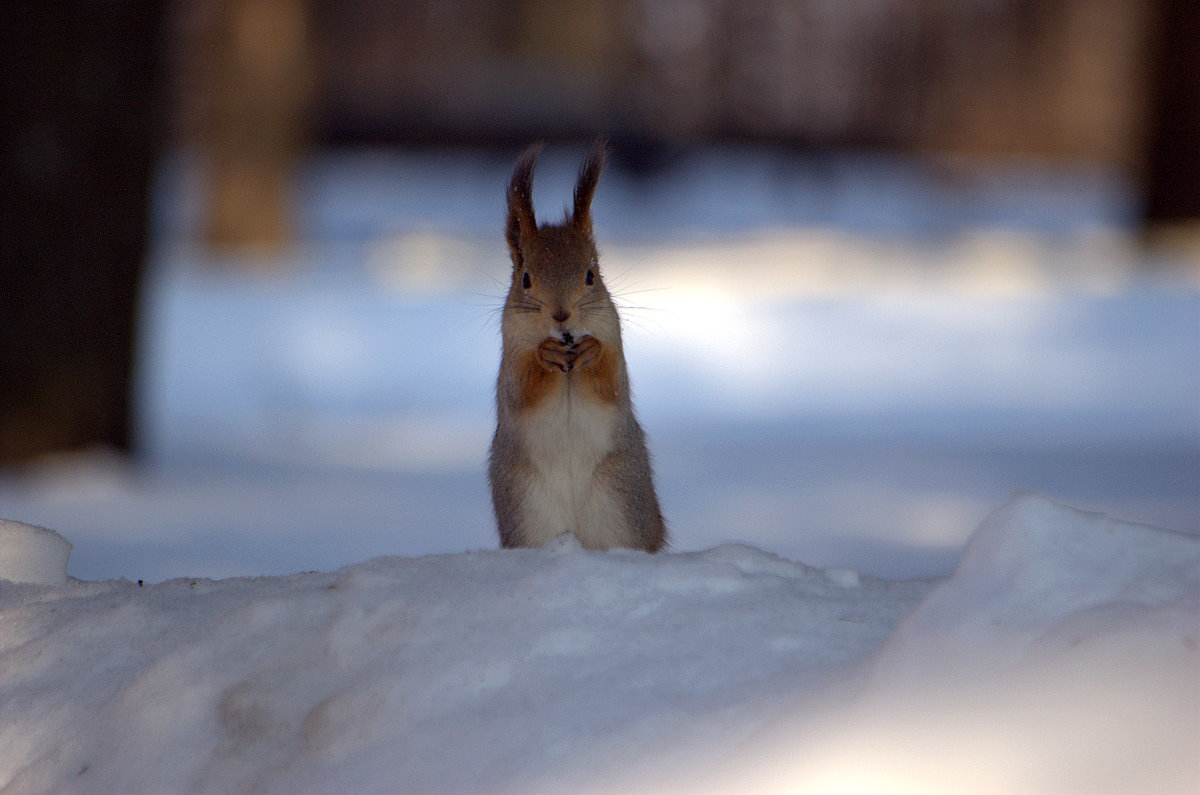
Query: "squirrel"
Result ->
[[488, 142, 666, 553]]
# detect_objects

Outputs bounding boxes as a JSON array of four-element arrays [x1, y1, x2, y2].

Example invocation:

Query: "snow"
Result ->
[[705, 494, 1200, 794], [0, 494, 1194, 793], [0, 520, 72, 586]]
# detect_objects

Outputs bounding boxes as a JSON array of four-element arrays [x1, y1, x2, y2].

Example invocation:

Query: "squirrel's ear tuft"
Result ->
[[507, 144, 541, 263], [572, 139, 606, 231]]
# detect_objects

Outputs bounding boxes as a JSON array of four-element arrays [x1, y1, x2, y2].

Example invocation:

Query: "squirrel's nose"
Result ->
[[551, 308, 570, 323]]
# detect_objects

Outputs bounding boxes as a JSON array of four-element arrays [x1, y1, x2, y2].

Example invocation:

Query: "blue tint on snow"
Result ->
[[7, 147, 1193, 583]]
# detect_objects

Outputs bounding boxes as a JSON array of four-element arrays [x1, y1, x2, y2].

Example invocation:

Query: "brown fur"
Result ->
[[575, 337, 619, 404], [517, 347, 562, 410]]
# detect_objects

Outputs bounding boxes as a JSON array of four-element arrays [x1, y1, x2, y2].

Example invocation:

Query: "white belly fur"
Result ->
[[517, 383, 625, 548]]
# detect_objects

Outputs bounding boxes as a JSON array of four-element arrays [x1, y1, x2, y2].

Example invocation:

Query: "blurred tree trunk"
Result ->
[[0, 2, 164, 464], [1143, 0, 1200, 233], [200, 0, 313, 250]]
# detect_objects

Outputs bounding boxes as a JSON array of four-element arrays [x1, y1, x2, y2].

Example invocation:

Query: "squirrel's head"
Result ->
[[504, 141, 617, 346]]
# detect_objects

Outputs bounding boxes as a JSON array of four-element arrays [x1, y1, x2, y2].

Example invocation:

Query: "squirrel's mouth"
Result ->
[[551, 324, 585, 346]]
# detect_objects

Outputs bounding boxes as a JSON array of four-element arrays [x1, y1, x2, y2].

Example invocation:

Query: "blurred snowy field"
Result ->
[[1, 147, 1196, 582]]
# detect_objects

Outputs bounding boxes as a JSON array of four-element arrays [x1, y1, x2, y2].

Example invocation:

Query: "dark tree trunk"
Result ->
[[0, 2, 165, 464], [200, 0, 313, 249], [1143, 0, 1200, 226]]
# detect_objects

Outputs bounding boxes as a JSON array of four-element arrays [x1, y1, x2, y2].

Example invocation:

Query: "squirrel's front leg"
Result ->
[[537, 337, 576, 374], [571, 335, 619, 404], [515, 340, 570, 411], [570, 335, 601, 372], [522, 336, 618, 408]]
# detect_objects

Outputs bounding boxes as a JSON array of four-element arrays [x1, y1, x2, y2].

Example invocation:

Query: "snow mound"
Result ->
[[0, 519, 72, 586], [0, 539, 927, 793], [874, 492, 1199, 678], [0, 494, 1194, 793], [700, 494, 1199, 795]]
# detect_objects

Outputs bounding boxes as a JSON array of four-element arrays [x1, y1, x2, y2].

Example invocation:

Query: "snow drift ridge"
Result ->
[[0, 494, 1195, 793]]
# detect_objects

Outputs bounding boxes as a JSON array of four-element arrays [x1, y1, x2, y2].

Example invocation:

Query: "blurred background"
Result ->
[[2, 0, 1197, 582]]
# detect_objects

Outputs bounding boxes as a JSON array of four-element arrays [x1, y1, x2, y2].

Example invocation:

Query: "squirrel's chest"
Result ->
[[518, 384, 617, 474]]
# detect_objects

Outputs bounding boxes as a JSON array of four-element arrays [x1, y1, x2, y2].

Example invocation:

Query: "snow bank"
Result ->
[[0, 535, 927, 793], [0, 519, 71, 586], [693, 494, 1199, 795], [0, 495, 1194, 793]]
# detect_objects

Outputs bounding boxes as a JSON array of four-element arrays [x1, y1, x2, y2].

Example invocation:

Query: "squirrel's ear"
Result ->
[[571, 139, 606, 231], [507, 144, 541, 263]]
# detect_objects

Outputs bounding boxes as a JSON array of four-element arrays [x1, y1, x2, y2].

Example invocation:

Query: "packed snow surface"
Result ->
[[1, 494, 1195, 793], [0, 520, 71, 586]]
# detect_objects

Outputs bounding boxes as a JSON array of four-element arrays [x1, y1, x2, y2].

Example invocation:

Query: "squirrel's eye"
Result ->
[[585, 269, 594, 286], [522, 272, 531, 289]]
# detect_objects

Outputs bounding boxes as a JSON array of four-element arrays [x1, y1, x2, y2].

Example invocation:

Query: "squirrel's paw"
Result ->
[[571, 335, 602, 372], [537, 337, 576, 374]]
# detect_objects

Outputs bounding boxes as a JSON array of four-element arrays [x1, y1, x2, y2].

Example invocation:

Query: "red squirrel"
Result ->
[[488, 142, 666, 552]]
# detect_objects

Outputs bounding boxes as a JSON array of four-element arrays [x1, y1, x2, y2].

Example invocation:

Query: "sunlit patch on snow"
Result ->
[[366, 231, 491, 295]]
